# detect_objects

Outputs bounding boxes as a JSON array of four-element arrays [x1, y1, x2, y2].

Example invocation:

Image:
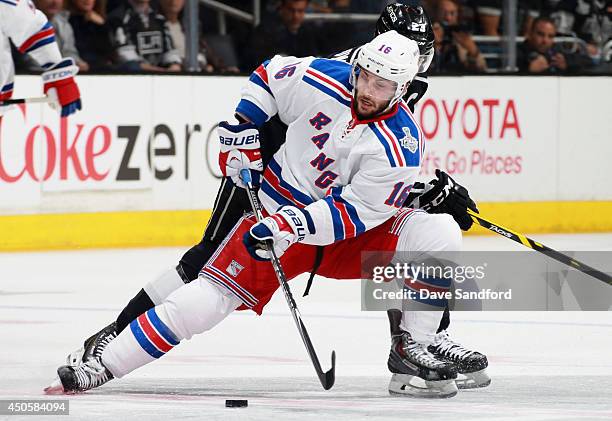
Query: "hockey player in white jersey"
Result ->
[[47, 31, 463, 398], [0, 0, 81, 117], [51, 3, 488, 395]]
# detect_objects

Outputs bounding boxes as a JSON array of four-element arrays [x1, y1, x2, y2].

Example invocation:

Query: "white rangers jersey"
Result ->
[[0, 0, 62, 100], [236, 55, 424, 246]]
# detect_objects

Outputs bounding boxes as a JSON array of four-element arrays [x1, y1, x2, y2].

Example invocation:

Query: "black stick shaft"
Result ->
[[240, 169, 336, 390], [468, 210, 612, 286], [0, 96, 52, 105]]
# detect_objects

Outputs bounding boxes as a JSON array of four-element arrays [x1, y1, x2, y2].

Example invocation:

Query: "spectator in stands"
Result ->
[[435, 0, 487, 71], [575, 0, 612, 61], [108, 0, 182, 72], [245, 0, 319, 71], [429, 19, 486, 72], [517, 16, 591, 73], [33, 0, 87, 71], [66, 0, 115, 71], [158, 0, 239, 73], [539, 0, 579, 36]]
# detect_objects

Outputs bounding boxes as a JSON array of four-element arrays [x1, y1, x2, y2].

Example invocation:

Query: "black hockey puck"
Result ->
[[225, 399, 248, 408]]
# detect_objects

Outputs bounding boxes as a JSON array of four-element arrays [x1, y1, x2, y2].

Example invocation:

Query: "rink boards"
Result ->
[[0, 75, 611, 250]]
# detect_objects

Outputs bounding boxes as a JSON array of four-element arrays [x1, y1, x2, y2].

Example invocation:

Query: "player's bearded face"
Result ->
[[354, 67, 398, 119]]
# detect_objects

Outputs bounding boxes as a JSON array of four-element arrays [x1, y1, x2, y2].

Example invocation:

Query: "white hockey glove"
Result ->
[[218, 121, 263, 188], [243, 206, 315, 260]]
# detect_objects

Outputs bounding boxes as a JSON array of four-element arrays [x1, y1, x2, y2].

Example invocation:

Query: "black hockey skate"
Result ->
[[428, 330, 490, 389], [388, 331, 458, 398], [45, 322, 117, 394], [65, 322, 117, 367]]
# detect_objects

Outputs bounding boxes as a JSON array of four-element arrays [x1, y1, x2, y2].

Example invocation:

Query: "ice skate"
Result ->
[[65, 322, 117, 367], [388, 331, 458, 398], [428, 330, 490, 389], [45, 322, 117, 394], [53, 357, 114, 393]]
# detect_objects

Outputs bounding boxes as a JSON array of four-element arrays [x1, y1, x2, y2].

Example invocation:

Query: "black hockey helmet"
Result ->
[[376, 4, 435, 72]]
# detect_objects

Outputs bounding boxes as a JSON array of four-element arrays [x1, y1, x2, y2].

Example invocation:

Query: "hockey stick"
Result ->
[[467, 209, 612, 286], [0, 96, 53, 105], [240, 169, 336, 390]]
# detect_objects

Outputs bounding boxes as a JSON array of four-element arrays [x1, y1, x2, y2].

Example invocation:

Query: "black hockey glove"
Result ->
[[405, 169, 478, 231]]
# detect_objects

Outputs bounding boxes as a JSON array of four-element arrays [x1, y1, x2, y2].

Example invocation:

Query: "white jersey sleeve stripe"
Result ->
[[329, 186, 366, 238], [261, 174, 309, 209], [237, 56, 315, 127], [322, 196, 349, 241], [18, 21, 55, 54], [249, 62, 273, 97], [320, 187, 367, 242], [235, 58, 289, 126], [263, 158, 314, 208], [260, 179, 293, 209]]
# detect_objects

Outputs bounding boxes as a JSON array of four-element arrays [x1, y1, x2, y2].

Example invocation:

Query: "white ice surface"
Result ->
[[1, 233, 611, 420]]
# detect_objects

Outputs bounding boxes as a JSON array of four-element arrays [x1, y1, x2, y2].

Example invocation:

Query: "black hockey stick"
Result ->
[[240, 169, 336, 390], [468, 209, 612, 286], [0, 96, 52, 105]]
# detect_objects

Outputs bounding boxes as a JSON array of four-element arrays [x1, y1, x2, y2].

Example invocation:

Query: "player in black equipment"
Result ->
[[55, 4, 489, 394]]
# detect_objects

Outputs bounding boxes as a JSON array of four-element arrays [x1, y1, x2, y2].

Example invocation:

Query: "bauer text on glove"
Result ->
[[218, 121, 263, 188], [243, 206, 315, 260]]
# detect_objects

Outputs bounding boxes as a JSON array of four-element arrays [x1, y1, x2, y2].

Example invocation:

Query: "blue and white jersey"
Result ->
[[236, 55, 425, 246], [0, 0, 62, 100]]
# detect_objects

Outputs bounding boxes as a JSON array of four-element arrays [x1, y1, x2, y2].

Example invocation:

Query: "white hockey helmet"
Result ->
[[351, 30, 421, 107]]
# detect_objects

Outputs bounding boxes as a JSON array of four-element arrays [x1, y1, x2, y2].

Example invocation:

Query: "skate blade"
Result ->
[[456, 368, 491, 390], [389, 373, 458, 399], [43, 377, 65, 395]]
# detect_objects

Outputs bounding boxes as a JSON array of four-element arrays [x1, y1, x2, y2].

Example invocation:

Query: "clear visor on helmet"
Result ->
[[354, 65, 400, 103]]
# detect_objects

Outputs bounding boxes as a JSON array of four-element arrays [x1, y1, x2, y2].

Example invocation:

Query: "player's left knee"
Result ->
[[398, 212, 462, 253], [430, 213, 462, 252]]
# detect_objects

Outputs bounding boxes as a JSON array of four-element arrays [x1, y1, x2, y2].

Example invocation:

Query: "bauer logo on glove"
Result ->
[[218, 121, 263, 188], [219, 133, 260, 147], [243, 206, 315, 260]]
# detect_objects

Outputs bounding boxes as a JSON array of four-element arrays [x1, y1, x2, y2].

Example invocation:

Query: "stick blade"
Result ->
[[319, 350, 336, 390]]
